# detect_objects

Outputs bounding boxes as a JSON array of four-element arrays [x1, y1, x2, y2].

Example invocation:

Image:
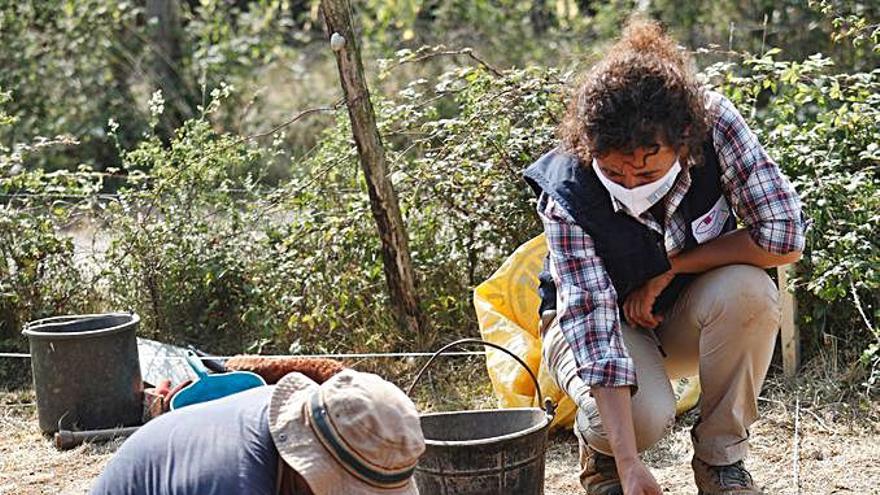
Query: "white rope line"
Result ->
[[793, 391, 801, 491], [0, 351, 486, 360]]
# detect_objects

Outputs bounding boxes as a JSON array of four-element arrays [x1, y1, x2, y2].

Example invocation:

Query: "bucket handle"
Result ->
[[406, 338, 555, 417]]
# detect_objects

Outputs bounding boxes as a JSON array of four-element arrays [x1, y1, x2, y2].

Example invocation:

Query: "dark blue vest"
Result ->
[[523, 137, 736, 316]]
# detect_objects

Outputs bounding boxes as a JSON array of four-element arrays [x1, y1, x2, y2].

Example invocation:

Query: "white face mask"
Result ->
[[591, 157, 682, 216]]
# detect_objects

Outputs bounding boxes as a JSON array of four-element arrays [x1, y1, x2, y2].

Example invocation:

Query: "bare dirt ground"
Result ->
[[543, 401, 880, 495], [3, 376, 879, 495]]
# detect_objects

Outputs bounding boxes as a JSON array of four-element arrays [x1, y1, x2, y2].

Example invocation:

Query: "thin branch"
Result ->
[[386, 47, 504, 78], [234, 98, 345, 143], [850, 277, 878, 338]]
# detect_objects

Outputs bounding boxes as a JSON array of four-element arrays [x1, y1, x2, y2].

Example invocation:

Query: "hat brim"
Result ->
[[268, 372, 419, 495]]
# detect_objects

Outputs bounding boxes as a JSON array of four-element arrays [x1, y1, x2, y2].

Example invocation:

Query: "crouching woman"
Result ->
[[523, 18, 805, 495]]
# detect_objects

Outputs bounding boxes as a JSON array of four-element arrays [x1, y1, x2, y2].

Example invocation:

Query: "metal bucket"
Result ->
[[22, 313, 143, 434], [408, 339, 555, 495]]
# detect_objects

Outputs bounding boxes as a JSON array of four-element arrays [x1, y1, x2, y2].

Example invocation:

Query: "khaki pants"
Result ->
[[542, 264, 781, 467]]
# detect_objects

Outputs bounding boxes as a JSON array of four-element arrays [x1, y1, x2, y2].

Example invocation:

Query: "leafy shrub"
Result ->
[[1, 89, 100, 346], [0, 90, 101, 387], [101, 98, 285, 354], [0, 209, 98, 346], [704, 44, 879, 384], [94, 63, 567, 354], [261, 63, 568, 352], [0, 1, 145, 171]]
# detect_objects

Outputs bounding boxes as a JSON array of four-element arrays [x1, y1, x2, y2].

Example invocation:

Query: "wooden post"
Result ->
[[319, 0, 425, 339], [777, 264, 800, 377]]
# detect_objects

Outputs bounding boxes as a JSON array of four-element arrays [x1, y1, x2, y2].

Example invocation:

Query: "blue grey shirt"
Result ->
[[90, 386, 279, 495]]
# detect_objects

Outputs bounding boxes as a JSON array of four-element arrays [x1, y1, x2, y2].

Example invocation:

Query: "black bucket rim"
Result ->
[[419, 407, 551, 447], [22, 312, 140, 341]]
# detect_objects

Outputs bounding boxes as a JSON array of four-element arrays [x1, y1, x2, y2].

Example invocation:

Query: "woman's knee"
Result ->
[[578, 388, 676, 454], [632, 392, 677, 451], [693, 264, 781, 330]]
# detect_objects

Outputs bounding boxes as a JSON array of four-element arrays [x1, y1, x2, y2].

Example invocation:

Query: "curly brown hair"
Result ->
[[557, 17, 708, 167]]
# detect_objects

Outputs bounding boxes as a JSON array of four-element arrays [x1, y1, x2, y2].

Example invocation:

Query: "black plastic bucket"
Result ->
[[408, 339, 555, 495], [22, 313, 144, 434]]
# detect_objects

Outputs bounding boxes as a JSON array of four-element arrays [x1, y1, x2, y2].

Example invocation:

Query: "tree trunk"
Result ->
[[530, 0, 555, 34], [576, 0, 597, 16], [146, 0, 193, 139], [319, 0, 425, 341]]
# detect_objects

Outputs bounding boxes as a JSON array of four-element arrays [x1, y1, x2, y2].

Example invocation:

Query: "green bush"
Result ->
[[93, 64, 565, 354], [101, 100, 284, 354], [1, 89, 100, 346], [1, 89, 102, 387], [267, 64, 566, 351], [703, 46, 879, 383], [0, 1, 145, 171], [0, 209, 98, 345]]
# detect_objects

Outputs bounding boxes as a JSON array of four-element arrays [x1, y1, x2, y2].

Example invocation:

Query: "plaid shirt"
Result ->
[[538, 91, 805, 390]]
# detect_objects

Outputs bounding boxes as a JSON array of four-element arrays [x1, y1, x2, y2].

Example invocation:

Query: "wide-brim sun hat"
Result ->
[[269, 369, 425, 495]]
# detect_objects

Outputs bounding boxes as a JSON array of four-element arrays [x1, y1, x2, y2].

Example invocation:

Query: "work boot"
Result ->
[[579, 443, 623, 495], [692, 456, 764, 494]]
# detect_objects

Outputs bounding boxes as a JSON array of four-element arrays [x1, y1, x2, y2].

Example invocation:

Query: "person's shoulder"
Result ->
[[704, 90, 733, 123], [703, 90, 747, 133], [525, 144, 577, 172]]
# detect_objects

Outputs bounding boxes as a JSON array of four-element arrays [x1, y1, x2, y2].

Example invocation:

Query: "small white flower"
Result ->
[[148, 90, 165, 119]]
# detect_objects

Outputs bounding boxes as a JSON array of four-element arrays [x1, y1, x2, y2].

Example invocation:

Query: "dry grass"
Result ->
[[0, 390, 119, 495], [2, 365, 879, 495], [544, 395, 880, 494]]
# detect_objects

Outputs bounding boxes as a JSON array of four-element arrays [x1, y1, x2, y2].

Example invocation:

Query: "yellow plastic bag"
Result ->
[[474, 234, 700, 430]]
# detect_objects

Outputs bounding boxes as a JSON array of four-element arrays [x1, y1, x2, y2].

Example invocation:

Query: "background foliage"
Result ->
[[1, 0, 878, 393]]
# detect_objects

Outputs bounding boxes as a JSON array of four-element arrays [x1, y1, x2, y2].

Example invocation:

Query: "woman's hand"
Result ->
[[618, 458, 663, 495], [623, 270, 674, 329]]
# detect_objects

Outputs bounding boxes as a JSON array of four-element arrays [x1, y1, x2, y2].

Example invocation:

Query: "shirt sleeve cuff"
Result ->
[[749, 219, 806, 255], [576, 357, 638, 395]]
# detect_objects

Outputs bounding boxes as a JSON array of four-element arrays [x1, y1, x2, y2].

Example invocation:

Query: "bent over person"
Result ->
[[90, 369, 425, 495], [523, 18, 805, 495]]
